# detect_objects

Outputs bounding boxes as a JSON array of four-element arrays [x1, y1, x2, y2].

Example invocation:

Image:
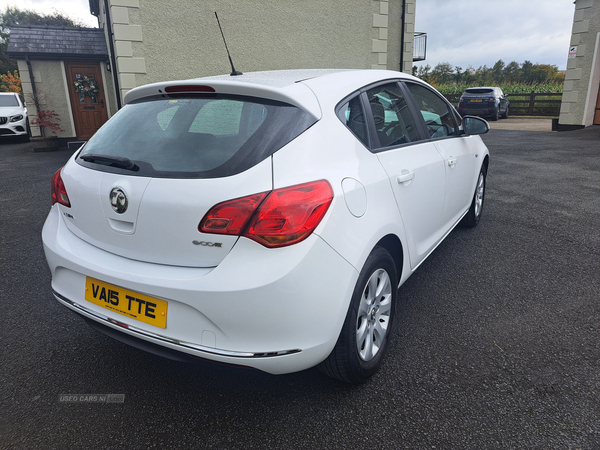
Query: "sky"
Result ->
[[2, 0, 576, 71], [2, 0, 98, 28], [414, 0, 575, 71]]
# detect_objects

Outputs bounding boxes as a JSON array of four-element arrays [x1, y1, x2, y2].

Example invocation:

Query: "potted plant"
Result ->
[[30, 110, 65, 151]]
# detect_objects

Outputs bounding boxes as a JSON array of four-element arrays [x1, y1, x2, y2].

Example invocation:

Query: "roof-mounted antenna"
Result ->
[[215, 12, 242, 76]]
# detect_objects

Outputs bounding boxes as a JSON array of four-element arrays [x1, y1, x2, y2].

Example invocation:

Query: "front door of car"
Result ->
[[404, 82, 478, 232], [364, 82, 447, 270]]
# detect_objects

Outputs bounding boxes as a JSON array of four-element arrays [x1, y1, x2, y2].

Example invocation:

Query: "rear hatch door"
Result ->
[[61, 89, 317, 268]]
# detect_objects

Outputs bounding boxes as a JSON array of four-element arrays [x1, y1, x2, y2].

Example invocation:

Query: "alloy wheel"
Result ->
[[356, 268, 392, 361]]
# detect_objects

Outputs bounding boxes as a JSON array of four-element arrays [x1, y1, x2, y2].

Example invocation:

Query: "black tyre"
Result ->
[[490, 108, 499, 121], [461, 164, 487, 227], [501, 106, 509, 119], [21, 119, 31, 143], [319, 246, 397, 383]]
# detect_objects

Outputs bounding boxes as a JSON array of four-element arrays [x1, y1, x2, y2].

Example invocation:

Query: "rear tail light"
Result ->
[[51, 167, 71, 207], [201, 192, 269, 235], [199, 180, 334, 248]]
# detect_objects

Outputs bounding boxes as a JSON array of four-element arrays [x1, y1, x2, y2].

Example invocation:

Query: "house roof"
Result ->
[[6, 25, 107, 61]]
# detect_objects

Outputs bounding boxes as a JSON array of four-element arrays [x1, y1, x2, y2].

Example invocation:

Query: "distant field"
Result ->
[[436, 83, 564, 117], [434, 82, 563, 95]]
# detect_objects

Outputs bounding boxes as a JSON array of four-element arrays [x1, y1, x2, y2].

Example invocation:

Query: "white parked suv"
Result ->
[[42, 69, 490, 383], [0, 92, 29, 140]]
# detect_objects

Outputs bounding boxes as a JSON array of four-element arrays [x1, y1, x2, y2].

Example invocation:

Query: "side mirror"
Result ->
[[463, 116, 489, 135]]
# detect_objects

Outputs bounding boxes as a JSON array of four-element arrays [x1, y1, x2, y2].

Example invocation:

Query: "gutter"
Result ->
[[400, 0, 406, 73], [24, 55, 41, 114], [25, 55, 46, 138], [102, 0, 122, 109]]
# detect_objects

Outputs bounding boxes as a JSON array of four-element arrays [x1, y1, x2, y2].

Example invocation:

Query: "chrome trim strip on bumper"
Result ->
[[53, 290, 301, 359]]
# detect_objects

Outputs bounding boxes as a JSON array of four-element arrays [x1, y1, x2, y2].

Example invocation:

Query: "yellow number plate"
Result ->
[[85, 277, 168, 328], [470, 99, 483, 102]]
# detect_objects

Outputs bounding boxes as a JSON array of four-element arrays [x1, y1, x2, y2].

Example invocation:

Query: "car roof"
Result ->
[[464, 87, 499, 91], [124, 69, 421, 119], [202, 69, 353, 88]]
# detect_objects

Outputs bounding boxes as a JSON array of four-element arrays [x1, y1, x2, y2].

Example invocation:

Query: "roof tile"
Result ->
[[6, 25, 107, 59]]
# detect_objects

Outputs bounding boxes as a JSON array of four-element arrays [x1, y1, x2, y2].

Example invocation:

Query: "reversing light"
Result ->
[[51, 167, 71, 207], [164, 85, 216, 93], [199, 180, 334, 248]]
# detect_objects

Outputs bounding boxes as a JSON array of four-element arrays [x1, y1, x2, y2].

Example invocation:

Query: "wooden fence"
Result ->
[[444, 92, 563, 116]]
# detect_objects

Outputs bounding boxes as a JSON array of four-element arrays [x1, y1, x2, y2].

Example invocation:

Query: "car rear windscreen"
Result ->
[[465, 89, 494, 94], [77, 94, 316, 178]]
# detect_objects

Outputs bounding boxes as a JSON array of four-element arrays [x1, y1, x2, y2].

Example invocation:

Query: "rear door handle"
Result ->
[[447, 157, 458, 168], [397, 170, 415, 186]]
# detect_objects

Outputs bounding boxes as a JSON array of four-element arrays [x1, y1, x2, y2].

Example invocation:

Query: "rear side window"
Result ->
[[365, 82, 421, 148], [337, 95, 369, 147], [77, 94, 315, 179]]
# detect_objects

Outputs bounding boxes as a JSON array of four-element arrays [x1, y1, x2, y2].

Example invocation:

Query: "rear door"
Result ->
[[364, 82, 447, 269], [63, 93, 316, 268]]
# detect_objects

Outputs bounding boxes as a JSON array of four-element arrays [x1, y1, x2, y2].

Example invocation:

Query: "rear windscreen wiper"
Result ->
[[80, 153, 137, 170]]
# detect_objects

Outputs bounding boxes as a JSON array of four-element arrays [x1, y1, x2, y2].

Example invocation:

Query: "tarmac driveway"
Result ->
[[0, 125, 599, 449], [488, 116, 553, 131]]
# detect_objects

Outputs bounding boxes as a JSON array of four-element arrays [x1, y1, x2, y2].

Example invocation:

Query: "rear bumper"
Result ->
[[459, 105, 498, 117], [42, 204, 358, 374]]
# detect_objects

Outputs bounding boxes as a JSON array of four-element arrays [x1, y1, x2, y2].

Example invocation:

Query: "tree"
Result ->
[[0, 70, 20, 92], [453, 66, 463, 84], [415, 64, 431, 80], [503, 61, 520, 82], [530, 64, 560, 84], [520, 60, 534, 83], [475, 65, 492, 85], [492, 59, 505, 83], [0, 6, 84, 75], [431, 62, 454, 85]]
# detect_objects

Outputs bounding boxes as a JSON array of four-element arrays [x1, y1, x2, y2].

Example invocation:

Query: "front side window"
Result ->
[[77, 94, 315, 178], [406, 83, 458, 139], [365, 82, 420, 149]]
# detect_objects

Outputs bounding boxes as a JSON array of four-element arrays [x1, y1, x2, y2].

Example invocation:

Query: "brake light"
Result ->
[[201, 192, 269, 235], [164, 85, 215, 93], [51, 167, 71, 207], [199, 180, 334, 248]]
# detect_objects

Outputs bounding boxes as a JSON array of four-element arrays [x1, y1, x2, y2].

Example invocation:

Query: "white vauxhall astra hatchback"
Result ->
[[43, 69, 490, 383]]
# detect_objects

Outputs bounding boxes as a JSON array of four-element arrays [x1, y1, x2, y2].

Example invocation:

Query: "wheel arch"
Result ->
[[374, 233, 404, 284]]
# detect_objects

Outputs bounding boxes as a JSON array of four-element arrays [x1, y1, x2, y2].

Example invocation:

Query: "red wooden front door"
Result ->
[[65, 62, 109, 140]]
